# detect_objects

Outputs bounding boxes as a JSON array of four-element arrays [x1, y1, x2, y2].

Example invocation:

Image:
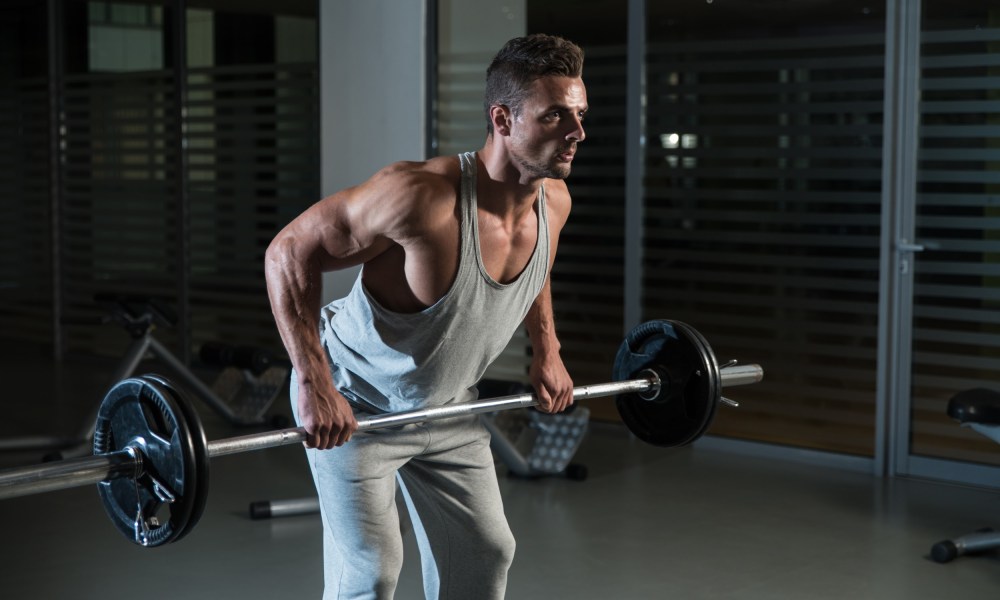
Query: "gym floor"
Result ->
[[0, 351, 998, 599]]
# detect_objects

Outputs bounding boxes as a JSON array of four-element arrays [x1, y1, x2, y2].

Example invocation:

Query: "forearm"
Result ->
[[525, 277, 561, 361], [525, 277, 573, 412], [264, 236, 330, 383]]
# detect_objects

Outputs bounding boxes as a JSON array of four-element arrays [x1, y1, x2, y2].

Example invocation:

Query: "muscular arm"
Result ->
[[526, 179, 574, 413], [265, 162, 446, 449], [264, 192, 373, 449]]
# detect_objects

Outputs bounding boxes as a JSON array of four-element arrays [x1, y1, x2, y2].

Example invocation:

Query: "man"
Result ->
[[265, 33, 586, 599]]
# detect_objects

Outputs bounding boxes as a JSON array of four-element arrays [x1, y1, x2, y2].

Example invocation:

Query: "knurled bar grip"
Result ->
[[0, 364, 762, 500]]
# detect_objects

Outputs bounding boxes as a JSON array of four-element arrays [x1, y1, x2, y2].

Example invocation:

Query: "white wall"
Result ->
[[318, 0, 427, 303], [317, 0, 526, 304]]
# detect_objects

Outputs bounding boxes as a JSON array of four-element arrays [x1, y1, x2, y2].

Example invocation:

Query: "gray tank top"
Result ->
[[318, 152, 551, 413]]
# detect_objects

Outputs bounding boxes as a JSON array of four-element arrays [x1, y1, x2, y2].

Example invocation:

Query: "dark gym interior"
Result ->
[[1, 1, 999, 598]]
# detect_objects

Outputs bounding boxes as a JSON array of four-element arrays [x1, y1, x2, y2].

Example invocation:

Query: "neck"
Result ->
[[476, 141, 543, 211]]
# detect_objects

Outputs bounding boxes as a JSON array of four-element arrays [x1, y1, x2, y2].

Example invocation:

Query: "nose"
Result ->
[[567, 114, 585, 143]]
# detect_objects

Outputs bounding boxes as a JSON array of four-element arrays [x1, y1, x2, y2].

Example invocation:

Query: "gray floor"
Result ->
[[0, 353, 998, 599]]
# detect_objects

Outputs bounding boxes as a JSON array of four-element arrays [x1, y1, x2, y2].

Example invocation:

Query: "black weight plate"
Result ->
[[140, 374, 210, 544], [671, 321, 721, 442], [94, 377, 200, 547], [613, 320, 721, 447]]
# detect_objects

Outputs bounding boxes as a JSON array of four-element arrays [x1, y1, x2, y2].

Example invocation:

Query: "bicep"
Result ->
[[272, 182, 397, 274], [315, 189, 395, 271], [269, 161, 449, 276]]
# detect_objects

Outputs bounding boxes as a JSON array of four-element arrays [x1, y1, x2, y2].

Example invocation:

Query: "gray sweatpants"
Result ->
[[291, 376, 516, 599]]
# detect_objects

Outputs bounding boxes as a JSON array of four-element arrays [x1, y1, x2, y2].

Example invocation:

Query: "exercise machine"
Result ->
[[0, 295, 288, 458], [930, 388, 1000, 563]]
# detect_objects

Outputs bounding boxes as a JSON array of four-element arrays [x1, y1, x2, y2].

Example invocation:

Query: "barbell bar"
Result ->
[[0, 364, 761, 500], [213, 363, 762, 456], [0, 319, 764, 547]]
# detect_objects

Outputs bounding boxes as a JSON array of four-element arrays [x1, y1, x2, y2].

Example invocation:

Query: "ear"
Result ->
[[490, 104, 513, 137]]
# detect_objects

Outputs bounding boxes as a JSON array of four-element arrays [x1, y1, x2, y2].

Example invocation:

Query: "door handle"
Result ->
[[897, 240, 924, 275], [897, 240, 925, 253]]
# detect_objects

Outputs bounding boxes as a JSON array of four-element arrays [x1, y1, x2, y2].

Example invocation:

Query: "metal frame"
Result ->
[[623, 0, 645, 334], [876, 0, 1000, 487], [424, 0, 438, 159], [47, 0, 64, 360], [875, 0, 923, 479], [0, 321, 277, 456], [171, 0, 192, 365]]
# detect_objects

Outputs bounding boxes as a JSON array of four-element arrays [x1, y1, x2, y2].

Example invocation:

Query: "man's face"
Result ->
[[506, 75, 588, 180]]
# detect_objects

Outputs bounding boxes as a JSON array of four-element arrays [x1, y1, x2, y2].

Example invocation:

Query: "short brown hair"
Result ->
[[484, 34, 584, 134]]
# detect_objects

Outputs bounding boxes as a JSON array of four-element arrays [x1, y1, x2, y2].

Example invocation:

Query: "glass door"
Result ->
[[901, 2, 1000, 479]]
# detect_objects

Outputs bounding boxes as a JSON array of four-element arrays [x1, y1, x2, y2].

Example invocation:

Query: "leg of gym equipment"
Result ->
[[0, 334, 155, 457], [931, 529, 1000, 563], [146, 336, 269, 426], [53, 334, 156, 459], [53, 333, 287, 461], [249, 497, 321, 520], [147, 338, 288, 427]]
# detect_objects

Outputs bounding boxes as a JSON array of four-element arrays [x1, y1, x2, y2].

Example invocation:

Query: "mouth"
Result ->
[[556, 148, 576, 162]]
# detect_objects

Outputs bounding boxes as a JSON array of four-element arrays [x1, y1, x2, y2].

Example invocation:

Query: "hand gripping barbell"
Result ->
[[0, 319, 763, 548]]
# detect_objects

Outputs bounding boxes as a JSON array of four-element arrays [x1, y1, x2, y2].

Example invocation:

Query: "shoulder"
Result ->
[[368, 155, 460, 199], [541, 177, 572, 230], [355, 156, 462, 235]]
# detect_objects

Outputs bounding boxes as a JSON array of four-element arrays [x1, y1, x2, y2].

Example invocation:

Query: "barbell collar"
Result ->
[[719, 364, 763, 387]]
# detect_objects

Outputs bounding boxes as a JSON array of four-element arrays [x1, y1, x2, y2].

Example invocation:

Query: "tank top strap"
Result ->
[[458, 151, 550, 289], [458, 151, 479, 281]]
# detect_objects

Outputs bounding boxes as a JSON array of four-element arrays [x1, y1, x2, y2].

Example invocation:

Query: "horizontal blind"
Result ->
[[60, 69, 180, 356], [436, 51, 492, 158], [59, 62, 318, 358], [643, 34, 886, 455], [0, 3, 53, 348], [911, 25, 1000, 466], [0, 75, 52, 346], [186, 62, 319, 351]]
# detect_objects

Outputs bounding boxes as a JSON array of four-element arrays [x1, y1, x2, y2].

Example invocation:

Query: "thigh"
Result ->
[[398, 416, 516, 598], [304, 427, 423, 599], [400, 415, 506, 526], [291, 372, 427, 595], [305, 426, 413, 542]]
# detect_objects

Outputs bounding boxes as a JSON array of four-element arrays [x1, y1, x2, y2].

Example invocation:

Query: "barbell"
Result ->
[[0, 319, 763, 548]]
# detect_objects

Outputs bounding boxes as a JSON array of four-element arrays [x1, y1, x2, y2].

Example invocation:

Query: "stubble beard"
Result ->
[[513, 147, 573, 181]]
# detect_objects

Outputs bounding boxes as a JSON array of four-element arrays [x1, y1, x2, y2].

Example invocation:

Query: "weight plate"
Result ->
[[139, 374, 210, 544], [612, 320, 721, 447], [93, 377, 202, 547]]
